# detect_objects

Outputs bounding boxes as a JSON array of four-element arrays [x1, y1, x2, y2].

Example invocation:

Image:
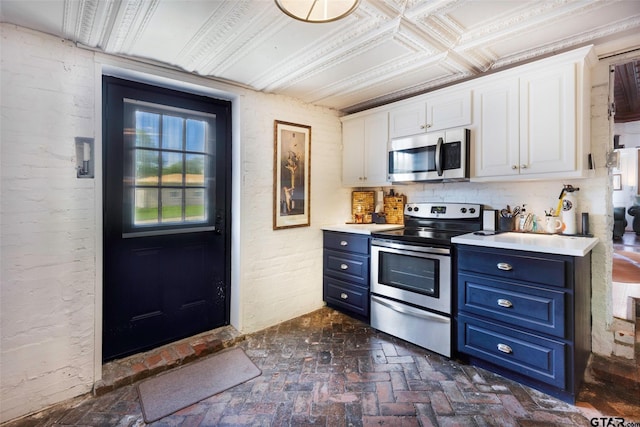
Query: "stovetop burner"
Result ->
[[372, 202, 483, 246]]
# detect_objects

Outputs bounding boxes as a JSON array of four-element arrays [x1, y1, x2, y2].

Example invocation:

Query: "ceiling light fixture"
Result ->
[[275, 0, 360, 23]]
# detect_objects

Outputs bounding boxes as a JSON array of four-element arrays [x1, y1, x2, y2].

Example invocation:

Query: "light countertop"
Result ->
[[451, 232, 599, 257], [322, 223, 404, 235]]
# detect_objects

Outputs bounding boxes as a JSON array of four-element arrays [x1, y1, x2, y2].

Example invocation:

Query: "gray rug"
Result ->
[[137, 347, 261, 423]]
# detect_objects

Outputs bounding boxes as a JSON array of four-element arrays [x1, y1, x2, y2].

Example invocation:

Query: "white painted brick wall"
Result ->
[[1, 25, 98, 423], [0, 24, 348, 422], [237, 91, 349, 332]]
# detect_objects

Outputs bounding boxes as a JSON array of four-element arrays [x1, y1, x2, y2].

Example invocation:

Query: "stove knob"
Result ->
[[460, 208, 467, 213], [407, 206, 413, 212], [469, 208, 476, 214], [414, 207, 419, 212]]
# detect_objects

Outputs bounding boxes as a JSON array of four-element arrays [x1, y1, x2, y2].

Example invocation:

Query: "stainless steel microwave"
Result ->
[[388, 128, 470, 183]]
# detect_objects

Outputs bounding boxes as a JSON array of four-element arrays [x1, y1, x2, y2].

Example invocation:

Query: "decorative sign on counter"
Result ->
[[352, 191, 374, 223], [384, 194, 406, 224]]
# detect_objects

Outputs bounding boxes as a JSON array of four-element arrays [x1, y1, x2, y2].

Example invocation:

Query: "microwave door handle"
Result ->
[[435, 137, 444, 176]]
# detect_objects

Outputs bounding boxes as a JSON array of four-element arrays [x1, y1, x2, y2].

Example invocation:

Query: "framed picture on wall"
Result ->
[[273, 120, 311, 229], [613, 174, 622, 191]]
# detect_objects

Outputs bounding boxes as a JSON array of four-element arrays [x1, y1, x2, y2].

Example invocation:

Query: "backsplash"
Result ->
[[379, 180, 594, 231]]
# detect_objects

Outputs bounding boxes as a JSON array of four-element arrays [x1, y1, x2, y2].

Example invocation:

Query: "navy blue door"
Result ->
[[102, 77, 231, 361]]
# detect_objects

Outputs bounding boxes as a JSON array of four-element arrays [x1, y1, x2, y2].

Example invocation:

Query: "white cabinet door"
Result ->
[[519, 63, 576, 175], [389, 101, 426, 139], [363, 111, 389, 186], [427, 89, 472, 132], [473, 79, 520, 177], [342, 111, 389, 187], [342, 118, 366, 187]]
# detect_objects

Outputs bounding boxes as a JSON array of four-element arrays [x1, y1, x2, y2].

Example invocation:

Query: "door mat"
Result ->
[[137, 347, 261, 423]]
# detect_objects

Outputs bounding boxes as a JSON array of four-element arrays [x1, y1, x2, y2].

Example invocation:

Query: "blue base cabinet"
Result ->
[[455, 245, 592, 403], [323, 231, 370, 320]]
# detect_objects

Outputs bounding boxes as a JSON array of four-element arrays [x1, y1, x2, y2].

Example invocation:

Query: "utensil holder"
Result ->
[[498, 217, 514, 231]]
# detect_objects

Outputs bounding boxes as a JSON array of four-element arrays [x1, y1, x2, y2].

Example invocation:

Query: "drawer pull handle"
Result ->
[[497, 343, 513, 354], [497, 299, 513, 308], [497, 262, 513, 271], [340, 264, 349, 270], [340, 240, 348, 246], [340, 293, 348, 300]]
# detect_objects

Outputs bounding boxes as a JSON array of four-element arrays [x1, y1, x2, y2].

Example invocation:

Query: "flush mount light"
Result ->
[[275, 0, 360, 23]]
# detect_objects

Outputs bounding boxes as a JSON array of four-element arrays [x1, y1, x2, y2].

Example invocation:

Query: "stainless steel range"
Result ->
[[370, 202, 483, 357]]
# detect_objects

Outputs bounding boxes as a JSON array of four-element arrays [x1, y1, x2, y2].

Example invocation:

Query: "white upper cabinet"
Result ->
[[389, 89, 472, 138], [341, 45, 595, 185], [473, 78, 520, 177], [472, 46, 595, 181], [342, 111, 389, 187], [519, 63, 576, 175]]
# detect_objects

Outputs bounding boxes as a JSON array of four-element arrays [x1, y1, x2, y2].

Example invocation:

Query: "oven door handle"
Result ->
[[371, 295, 449, 323], [371, 238, 450, 255]]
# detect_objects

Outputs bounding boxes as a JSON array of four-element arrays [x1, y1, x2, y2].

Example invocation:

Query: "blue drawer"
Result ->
[[458, 273, 566, 338], [324, 277, 368, 316], [324, 231, 369, 255], [457, 246, 567, 288], [457, 314, 566, 389], [324, 250, 368, 285]]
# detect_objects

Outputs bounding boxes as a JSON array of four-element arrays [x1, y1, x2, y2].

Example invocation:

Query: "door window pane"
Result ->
[[161, 188, 183, 223], [185, 154, 205, 186], [135, 150, 160, 186], [186, 189, 205, 222], [186, 119, 206, 152], [161, 152, 183, 186], [135, 112, 160, 148], [135, 188, 159, 225], [162, 115, 184, 150]]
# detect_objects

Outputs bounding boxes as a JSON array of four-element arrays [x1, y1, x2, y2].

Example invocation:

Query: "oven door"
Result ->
[[370, 238, 451, 315]]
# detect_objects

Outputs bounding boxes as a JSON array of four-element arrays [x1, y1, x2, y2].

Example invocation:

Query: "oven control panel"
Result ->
[[405, 203, 482, 219]]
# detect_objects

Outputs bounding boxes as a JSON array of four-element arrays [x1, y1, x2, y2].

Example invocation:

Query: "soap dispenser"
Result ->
[[518, 204, 527, 231]]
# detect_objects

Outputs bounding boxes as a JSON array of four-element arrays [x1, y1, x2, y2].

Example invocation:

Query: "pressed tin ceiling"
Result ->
[[1, 0, 639, 113]]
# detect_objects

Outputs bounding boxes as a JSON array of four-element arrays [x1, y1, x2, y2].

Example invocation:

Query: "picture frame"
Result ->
[[273, 120, 311, 229], [613, 174, 622, 191]]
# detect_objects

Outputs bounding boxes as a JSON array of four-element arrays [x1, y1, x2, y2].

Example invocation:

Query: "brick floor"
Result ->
[[4, 307, 640, 426]]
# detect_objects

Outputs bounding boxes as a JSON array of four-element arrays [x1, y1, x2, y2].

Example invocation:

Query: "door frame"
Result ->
[[93, 59, 242, 381]]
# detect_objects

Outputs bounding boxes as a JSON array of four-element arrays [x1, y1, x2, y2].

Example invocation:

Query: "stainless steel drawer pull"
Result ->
[[497, 343, 513, 354], [340, 293, 348, 300], [340, 240, 348, 246], [497, 299, 513, 308], [497, 262, 513, 271], [340, 264, 349, 270]]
